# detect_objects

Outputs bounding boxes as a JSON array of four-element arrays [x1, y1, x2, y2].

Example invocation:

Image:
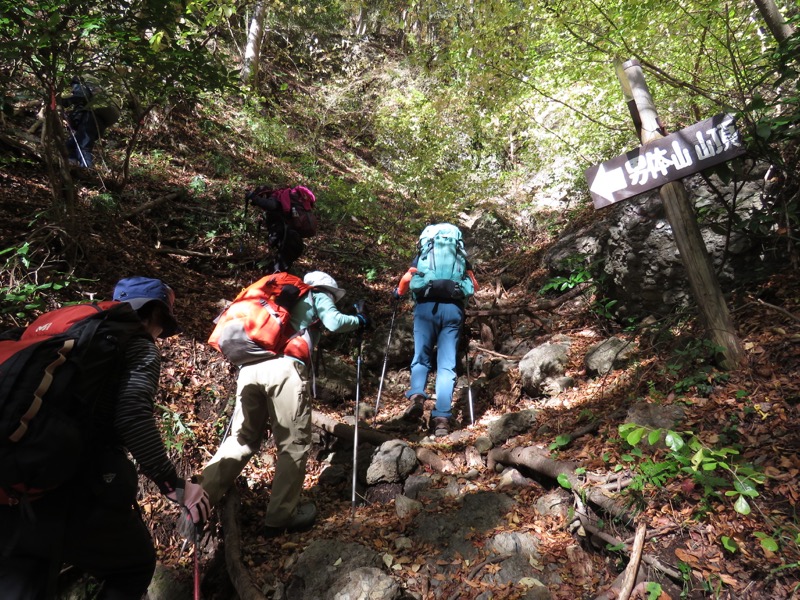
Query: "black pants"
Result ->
[[0, 474, 155, 599], [66, 107, 117, 168]]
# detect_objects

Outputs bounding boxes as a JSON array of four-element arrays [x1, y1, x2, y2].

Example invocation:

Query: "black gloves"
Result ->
[[354, 301, 370, 330], [356, 313, 370, 329]]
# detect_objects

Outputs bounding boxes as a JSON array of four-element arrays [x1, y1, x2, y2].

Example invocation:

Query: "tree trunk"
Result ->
[[753, 0, 794, 43], [622, 60, 745, 370], [242, 1, 267, 85]]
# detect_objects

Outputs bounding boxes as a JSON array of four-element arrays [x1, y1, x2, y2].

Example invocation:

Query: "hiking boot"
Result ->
[[433, 417, 450, 437], [263, 502, 317, 537], [402, 394, 425, 421]]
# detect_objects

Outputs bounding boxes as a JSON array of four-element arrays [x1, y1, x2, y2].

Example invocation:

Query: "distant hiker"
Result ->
[[0, 277, 209, 599], [61, 75, 120, 168], [201, 271, 368, 536], [247, 185, 318, 272], [394, 223, 478, 437]]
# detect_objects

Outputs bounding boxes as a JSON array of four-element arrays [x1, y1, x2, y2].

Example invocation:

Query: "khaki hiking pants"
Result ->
[[199, 356, 311, 527]]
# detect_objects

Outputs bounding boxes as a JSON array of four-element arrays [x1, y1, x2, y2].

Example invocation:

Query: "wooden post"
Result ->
[[621, 60, 744, 370]]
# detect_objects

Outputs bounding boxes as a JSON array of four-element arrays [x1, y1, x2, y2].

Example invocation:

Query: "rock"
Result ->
[[395, 494, 423, 519], [403, 474, 432, 500], [534, 489, 572, 519], [331, 567, 400, 600], [585, 336, 635, 376], [519, 339, 571, 396], [366, 440, 417, 485], [487, 531, 541, 558], [474, 436, 493, 453], [496, 467, 537, 491], [487, 408, 539, 445], [285, 539, 384, 600], [626, 402, 685, 430]]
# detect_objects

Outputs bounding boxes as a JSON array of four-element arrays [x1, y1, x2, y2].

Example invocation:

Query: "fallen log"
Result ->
[[311, 411, 395, 446], [618, 521, 647, 600], [467, 282, 592, 318], [487, 445, 633, 523], [222, 489, 267, 600], [123, 191, 183, 218], [155, 247, 218, 258], [415, 446, 455, 473]]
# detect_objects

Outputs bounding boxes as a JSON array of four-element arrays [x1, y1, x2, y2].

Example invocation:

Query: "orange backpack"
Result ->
[[208, 273, 315, 366]]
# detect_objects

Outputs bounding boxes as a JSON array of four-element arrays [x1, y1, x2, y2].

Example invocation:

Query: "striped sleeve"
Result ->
[[114, 336, 179, 493]]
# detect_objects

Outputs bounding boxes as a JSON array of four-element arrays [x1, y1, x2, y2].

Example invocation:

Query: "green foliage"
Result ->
[[156, 404, 196, 453], [549, 434, 572, 451], [619, 423, 765, 518], [644, 583, 663, 600], [664, 339, 728, 396], [0, 242, 78, 321], [540, 268, 591, 294]]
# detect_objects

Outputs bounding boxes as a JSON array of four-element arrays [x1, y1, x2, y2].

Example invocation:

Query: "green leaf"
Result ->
[[647, 429, 661, 445], [626, 427, 646, 446], [664, 431, 685, 452], [645, 582, 663, 600], [734, 495, 751, 515], [734, 478, 759, 497], [756, 535, 778, 553], [761, 537, 778, 552], [556, 474, 572, 490], [721, 536, 738, 553], [554, 434, 571, 448]]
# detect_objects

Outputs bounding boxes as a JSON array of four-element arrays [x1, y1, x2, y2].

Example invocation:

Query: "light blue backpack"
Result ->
[[409, 223, 474, 302]]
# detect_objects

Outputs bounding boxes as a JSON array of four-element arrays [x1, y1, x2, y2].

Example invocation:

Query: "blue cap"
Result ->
[[113, 277, 178, 337]]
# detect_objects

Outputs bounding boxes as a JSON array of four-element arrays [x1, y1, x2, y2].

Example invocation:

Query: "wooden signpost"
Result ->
[[586, 59, 745, 369], [586, 113, 746, 209]]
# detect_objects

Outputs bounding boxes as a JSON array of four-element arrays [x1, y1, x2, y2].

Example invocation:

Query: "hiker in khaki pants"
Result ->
[[199, 272, 367, 536]]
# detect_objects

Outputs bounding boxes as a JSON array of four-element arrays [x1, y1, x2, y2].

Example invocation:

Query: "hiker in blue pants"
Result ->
[[393, 223, 479, 437]]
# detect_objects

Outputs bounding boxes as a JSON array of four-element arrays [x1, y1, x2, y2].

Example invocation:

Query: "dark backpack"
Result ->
[[409, 223, 475, 302], [247, 185, 318, 238], [0, 302, 146, 505], [208, 272, 316, 366]]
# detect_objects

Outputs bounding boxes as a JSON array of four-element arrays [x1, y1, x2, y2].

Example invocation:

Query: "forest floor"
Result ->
[[1, 107, 800, 600]]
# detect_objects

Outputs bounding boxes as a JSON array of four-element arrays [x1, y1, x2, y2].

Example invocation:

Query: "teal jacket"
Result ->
[[290, 289, 361, 356]]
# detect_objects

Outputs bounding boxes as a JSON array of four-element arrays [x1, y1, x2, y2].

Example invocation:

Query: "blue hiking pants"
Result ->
[[407, 301, 463, 419]]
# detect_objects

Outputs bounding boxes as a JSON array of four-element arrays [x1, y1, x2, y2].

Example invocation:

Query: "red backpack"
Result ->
[[208, 273, 316, 366], [0, 302, 146, 505]]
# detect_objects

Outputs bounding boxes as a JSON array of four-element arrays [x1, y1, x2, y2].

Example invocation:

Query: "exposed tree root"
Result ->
[[487, 445, 634, 523], [311, 411, 395, 446], [222, 488, 267, 600]]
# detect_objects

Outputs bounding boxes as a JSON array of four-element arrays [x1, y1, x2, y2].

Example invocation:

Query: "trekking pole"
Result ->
[[463, 306, 474, 425], [62, 114, 89, 168], [351, 299, 366, 517], [372, 299, 398, 425], [465, 338, 474, 426], [193, 527, 201, 600]]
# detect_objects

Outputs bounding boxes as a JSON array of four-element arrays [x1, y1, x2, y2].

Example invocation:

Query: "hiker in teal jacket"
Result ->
[[198, 271, 368, 536], [394, 224, 479, 437]]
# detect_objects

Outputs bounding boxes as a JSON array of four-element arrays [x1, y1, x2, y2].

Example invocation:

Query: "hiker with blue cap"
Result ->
[[0, 276, 209, 599]]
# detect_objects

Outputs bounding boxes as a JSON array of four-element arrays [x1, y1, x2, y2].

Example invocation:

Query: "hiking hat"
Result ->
[[304, 271, 346, 303], [113, 276, 179, 337]]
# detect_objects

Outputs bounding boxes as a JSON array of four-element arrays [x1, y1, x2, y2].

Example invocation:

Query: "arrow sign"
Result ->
[[586, 113, 746, 209], [589, 163, 627, 201]]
